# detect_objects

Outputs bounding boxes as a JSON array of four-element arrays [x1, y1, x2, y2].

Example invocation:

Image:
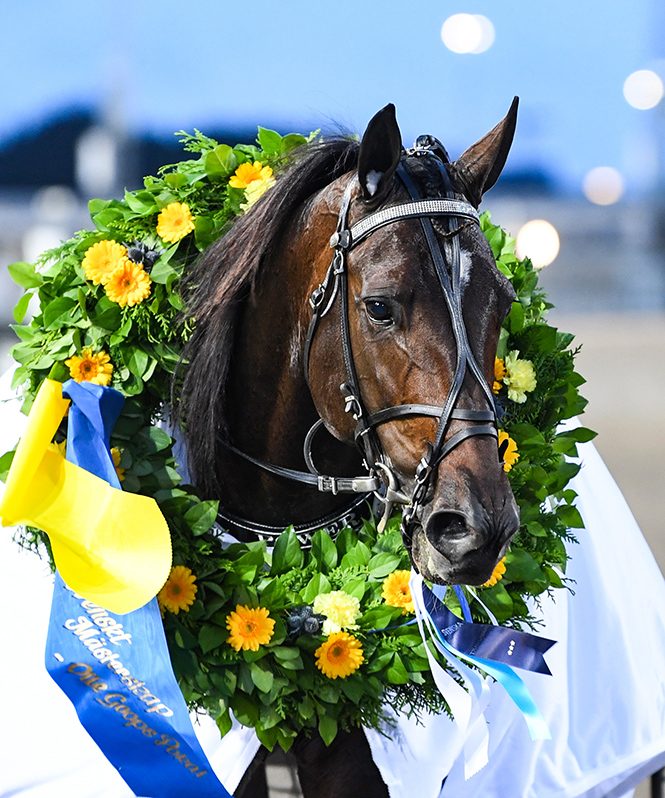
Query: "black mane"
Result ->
[[176, 137, 360, 496]]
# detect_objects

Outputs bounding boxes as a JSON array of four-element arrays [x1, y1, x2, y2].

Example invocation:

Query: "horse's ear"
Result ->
[[357, 104, 403, 202], [449, 96, 519, 208]]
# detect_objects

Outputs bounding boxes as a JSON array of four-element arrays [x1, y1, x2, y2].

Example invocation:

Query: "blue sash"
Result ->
[[45, 381, 232, 797]]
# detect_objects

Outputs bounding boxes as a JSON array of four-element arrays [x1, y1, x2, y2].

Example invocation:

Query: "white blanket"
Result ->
[[1, 369, 664, 797]]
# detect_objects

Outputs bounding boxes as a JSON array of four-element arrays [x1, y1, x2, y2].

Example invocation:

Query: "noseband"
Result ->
[[220, 139, 500, 547]]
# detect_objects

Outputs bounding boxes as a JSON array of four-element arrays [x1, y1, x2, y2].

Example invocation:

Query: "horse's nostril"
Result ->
[[425, 510, 469, 547]]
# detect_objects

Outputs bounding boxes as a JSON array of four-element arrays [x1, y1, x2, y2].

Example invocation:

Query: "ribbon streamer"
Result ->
[[0, 378, 171, 614], [412, 573, 553, 746]]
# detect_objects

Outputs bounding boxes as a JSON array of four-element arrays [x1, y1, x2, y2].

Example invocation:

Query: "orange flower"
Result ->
[[315, 632, 364, 679], [156, 202, 195, 243], [65, 347, 113, 386], [158, 565, 198, 614], [482, 557, 507, 588], [82, 240, 128, 285], [226, 605, 275, 652], [381, 570, 414, 613], [104, 260, 152, 307], [493, 357, 506, 394], [229, 161, 273, 189], [498, 430, 519, 472], [110, 447, 125, 481]]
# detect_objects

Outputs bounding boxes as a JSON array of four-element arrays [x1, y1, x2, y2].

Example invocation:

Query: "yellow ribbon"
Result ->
[[0, 379, 172, 614]]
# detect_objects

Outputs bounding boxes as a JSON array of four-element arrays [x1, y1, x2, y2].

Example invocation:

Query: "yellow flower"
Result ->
[[315, 632, 364, 679], [82, 240, 129, 285], [226, 605, 275, 652], [110, 447, 125, 482], [498, 430, 519, 472], [493, 357, 506, 394], [156, 202, 195, 243], [313, 590, 361, 636], [482, 557, 507, 588], [381, 570, 414, 614], [104, 260, 152, 307], [229, 161, 273, 189], [65, 347, 113, 386], [504, 350, 536, 403], [158, 565, 198, 615], [240, 171, 276, 211]]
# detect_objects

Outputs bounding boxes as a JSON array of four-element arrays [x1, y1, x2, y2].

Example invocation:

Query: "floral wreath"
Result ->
[[1, 127, 595, 751]]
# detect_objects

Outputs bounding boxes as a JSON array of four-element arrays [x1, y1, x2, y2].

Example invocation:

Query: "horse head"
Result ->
[[180, 102, 520, 587], [305, 102, 520, 585]]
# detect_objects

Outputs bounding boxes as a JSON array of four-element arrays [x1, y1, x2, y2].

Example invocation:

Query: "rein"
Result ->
[[221, 140, 500, 546]]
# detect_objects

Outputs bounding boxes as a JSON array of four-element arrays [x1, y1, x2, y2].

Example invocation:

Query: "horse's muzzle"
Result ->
[[416, 500, 519, 585]]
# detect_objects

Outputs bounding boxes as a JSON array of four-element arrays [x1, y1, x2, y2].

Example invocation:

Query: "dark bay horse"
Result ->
[[178, 101, 521, 797]]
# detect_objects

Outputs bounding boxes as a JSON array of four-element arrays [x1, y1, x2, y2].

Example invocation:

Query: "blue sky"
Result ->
[[1, 1, 663, 192]]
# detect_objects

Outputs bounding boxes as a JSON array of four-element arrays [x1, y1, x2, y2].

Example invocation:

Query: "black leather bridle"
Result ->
[[220, 138, 500, 547]]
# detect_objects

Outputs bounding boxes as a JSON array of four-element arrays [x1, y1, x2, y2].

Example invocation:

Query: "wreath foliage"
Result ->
[[1, 126, 595, 751]]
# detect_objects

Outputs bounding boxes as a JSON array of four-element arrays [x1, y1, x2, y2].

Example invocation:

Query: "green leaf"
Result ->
[[281, 133, 308, 153], [127, 347, 149, 378], [13, 293, 31, 324], [259, 578, 287, 609], [272, 646, 302, 662], [271, 527, 303, 575], [543, 565, 564, 588], [0, 449, 16, 482], [90, 296, 122, 331], [479, 583, 514, 621], [124, 189, 158, 215], [310, 530, 337, 572], [506, 301, 525, 333], [250, 662, 274, 693], [504, 548, 543, 582], [215, 707, 233, 737], [386, 653, 410, 684], [184, 500, 219, 536], [8, 261, 42, 289], [43, 297, 78, 330], [557, 504, 584, 528], [339, 678, 365, 703], [198, 623, 226, 654], [340, 541, 371, 568], [367, 552, 402, 578], [232, 693, 260, 726], [318, 714, 338, 747], [360, 605, 399, 630], [149, 259, 177, 285], [341, 576, 367, 601], [301, 573, 331, 604], [204, 144, 237, 179], [257, 127, 283, 156]]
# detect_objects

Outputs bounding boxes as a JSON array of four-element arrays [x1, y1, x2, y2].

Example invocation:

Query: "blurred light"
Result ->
[[440, 14, 495, 55], [582, 167, 624, 205], [30, 185, 79, 223], [515, 220, 560, 269], [623, 70, 664, 110], [22, 225, 67, 264], [75, 126, 118, 196]]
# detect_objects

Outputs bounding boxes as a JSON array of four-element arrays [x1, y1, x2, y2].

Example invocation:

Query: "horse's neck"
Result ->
[[220, 195, 362, 526]]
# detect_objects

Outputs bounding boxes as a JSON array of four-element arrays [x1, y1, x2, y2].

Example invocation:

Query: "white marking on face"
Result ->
[[365, 170, 383, 197]]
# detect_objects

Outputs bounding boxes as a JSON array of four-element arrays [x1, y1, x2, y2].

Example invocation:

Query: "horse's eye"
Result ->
[[364, 299, 393, 325]]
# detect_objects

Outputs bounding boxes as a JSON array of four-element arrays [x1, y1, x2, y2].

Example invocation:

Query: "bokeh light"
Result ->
[[515, 220, 560, 269], [440, 14, 495, 55], [623, 69, 664, 110], [582, 167, 625, 205]]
